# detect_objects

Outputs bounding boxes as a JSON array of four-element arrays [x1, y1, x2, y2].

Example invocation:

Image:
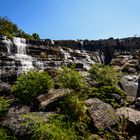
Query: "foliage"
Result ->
[[0, 127, 17, 140], [89, 64, 118, 86], [98, 128, 119, 140], [57, 66, 84, 90], [11, 70, 54, 105], [0, 97, 11, 116], [79, 86, 126, 108], [59, 93, 92, 138], [0, 17, 21, 38], [32, 115, 77, 140], [0, 17, 40, 40], [32, 33, 40, 40], [60, 93, 86, 121]]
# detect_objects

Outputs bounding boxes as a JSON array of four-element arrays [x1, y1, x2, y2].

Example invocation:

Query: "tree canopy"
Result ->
[[0, 17, 40, 40]]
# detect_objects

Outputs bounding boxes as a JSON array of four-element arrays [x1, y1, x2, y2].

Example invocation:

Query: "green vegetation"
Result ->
[[32, 115, 77, 140], [57, 66, 84, 90], [59, 93, 92, 138], [60, 93, 86, 121], [4, 64, 127, 139], [0, 17, 40, 40], [89, 63, 118, 86], [0, 127, 16, 140], [11, 70, 54, 104], [0, 97, 11, 116], [32, 33, 40, 40]]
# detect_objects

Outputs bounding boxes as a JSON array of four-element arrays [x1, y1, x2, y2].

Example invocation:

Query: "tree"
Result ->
[[32, 33, 40, 40], [0, 17, 21, 38]]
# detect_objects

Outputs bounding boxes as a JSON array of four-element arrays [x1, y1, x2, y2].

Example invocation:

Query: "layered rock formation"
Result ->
[[0, 35, 140, 84]]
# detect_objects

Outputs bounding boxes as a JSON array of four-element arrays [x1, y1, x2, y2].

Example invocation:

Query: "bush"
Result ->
[[59, 93, 92, 138], [57, 66, 84, 90], [61, 93, 86, 121], [79, 86, 126, 108], [0, 127, 16, 140], [89, 64, 118, 86], [32, 115, 77, 140], [0, 97, 11, 117], [11, 70, 54, 105]]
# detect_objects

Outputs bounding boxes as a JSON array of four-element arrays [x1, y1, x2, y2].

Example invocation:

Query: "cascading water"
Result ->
[[0, 36, 105, 82], [1, 36, 12, 54], [59, 46, 71, 60], [13, 37, 34, 72]]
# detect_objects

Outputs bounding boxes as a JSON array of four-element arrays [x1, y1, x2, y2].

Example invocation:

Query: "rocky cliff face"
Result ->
[[0, 36, 140, 83]]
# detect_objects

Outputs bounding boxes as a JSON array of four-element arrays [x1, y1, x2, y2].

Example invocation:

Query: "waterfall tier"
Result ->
[[1, 36, 140, 83]]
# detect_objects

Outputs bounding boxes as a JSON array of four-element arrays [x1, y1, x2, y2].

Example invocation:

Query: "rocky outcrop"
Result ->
[[85, 98, 119, 129], [35, 89, 72, 111], [120, 75, 139, 98], [0, 82, 11, 95], [1, 36, 140, 83], [117, 107, 140, 135], [0, 112, 53, 136]]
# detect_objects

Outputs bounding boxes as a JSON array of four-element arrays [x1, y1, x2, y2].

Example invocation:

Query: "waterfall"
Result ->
[[51, 40, 55, 45], [59, 46, 71, 60], [13, 37, 27, 54], [1, 36, 12, 54], [13, 37, 34, 72], [83, 50, 94, 64]]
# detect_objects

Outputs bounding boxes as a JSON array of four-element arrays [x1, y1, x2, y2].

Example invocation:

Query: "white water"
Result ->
[[2, 36, 12, 54], [59, 46, 71, 60], [51, 40, 55, 45], [13, 37, 34, 71], [83, 50, 94, 64]]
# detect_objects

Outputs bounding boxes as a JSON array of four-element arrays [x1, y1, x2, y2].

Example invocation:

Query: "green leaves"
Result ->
[[11, 70, 54, 105], [0, 97, 11, 117], [57, 66, 84, 90], [89, 64, 118, 86]]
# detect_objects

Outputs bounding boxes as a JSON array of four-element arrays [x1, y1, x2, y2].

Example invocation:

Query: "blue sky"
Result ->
[[0, 0, 140, 40]]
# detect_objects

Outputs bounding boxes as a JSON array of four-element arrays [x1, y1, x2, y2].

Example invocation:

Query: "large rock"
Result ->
[[0, 112, 53, 136], [117, 107, 140, 136], [121, 75, 139, 97], [116, 107, 140, 126], [35, 88, 72, 111], [85, 98, 119, 129], [0, 82, 11, 95]]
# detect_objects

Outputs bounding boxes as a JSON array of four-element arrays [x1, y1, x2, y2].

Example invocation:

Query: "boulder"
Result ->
[[116, 107, 140, 133], [135, 97, 140, 109], [0, 112, 53, 136], [35, 89, 72, 111], [121, 75, 139, 97], [85, 98, 119, 129], [0, 82, 11, 95]]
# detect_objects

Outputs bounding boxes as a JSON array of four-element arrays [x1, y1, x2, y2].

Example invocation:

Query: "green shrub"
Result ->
[[57, 66, 84, 90], [11, 70, 54, 105], [89, 64, 118, 86], [0, 127, 16, 140], [0, 97, 11, 116], [59, 93, 92, 138], [61, 93, 86, 121], [32, 115, 77, 140], [79, 86, 126, 108]]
